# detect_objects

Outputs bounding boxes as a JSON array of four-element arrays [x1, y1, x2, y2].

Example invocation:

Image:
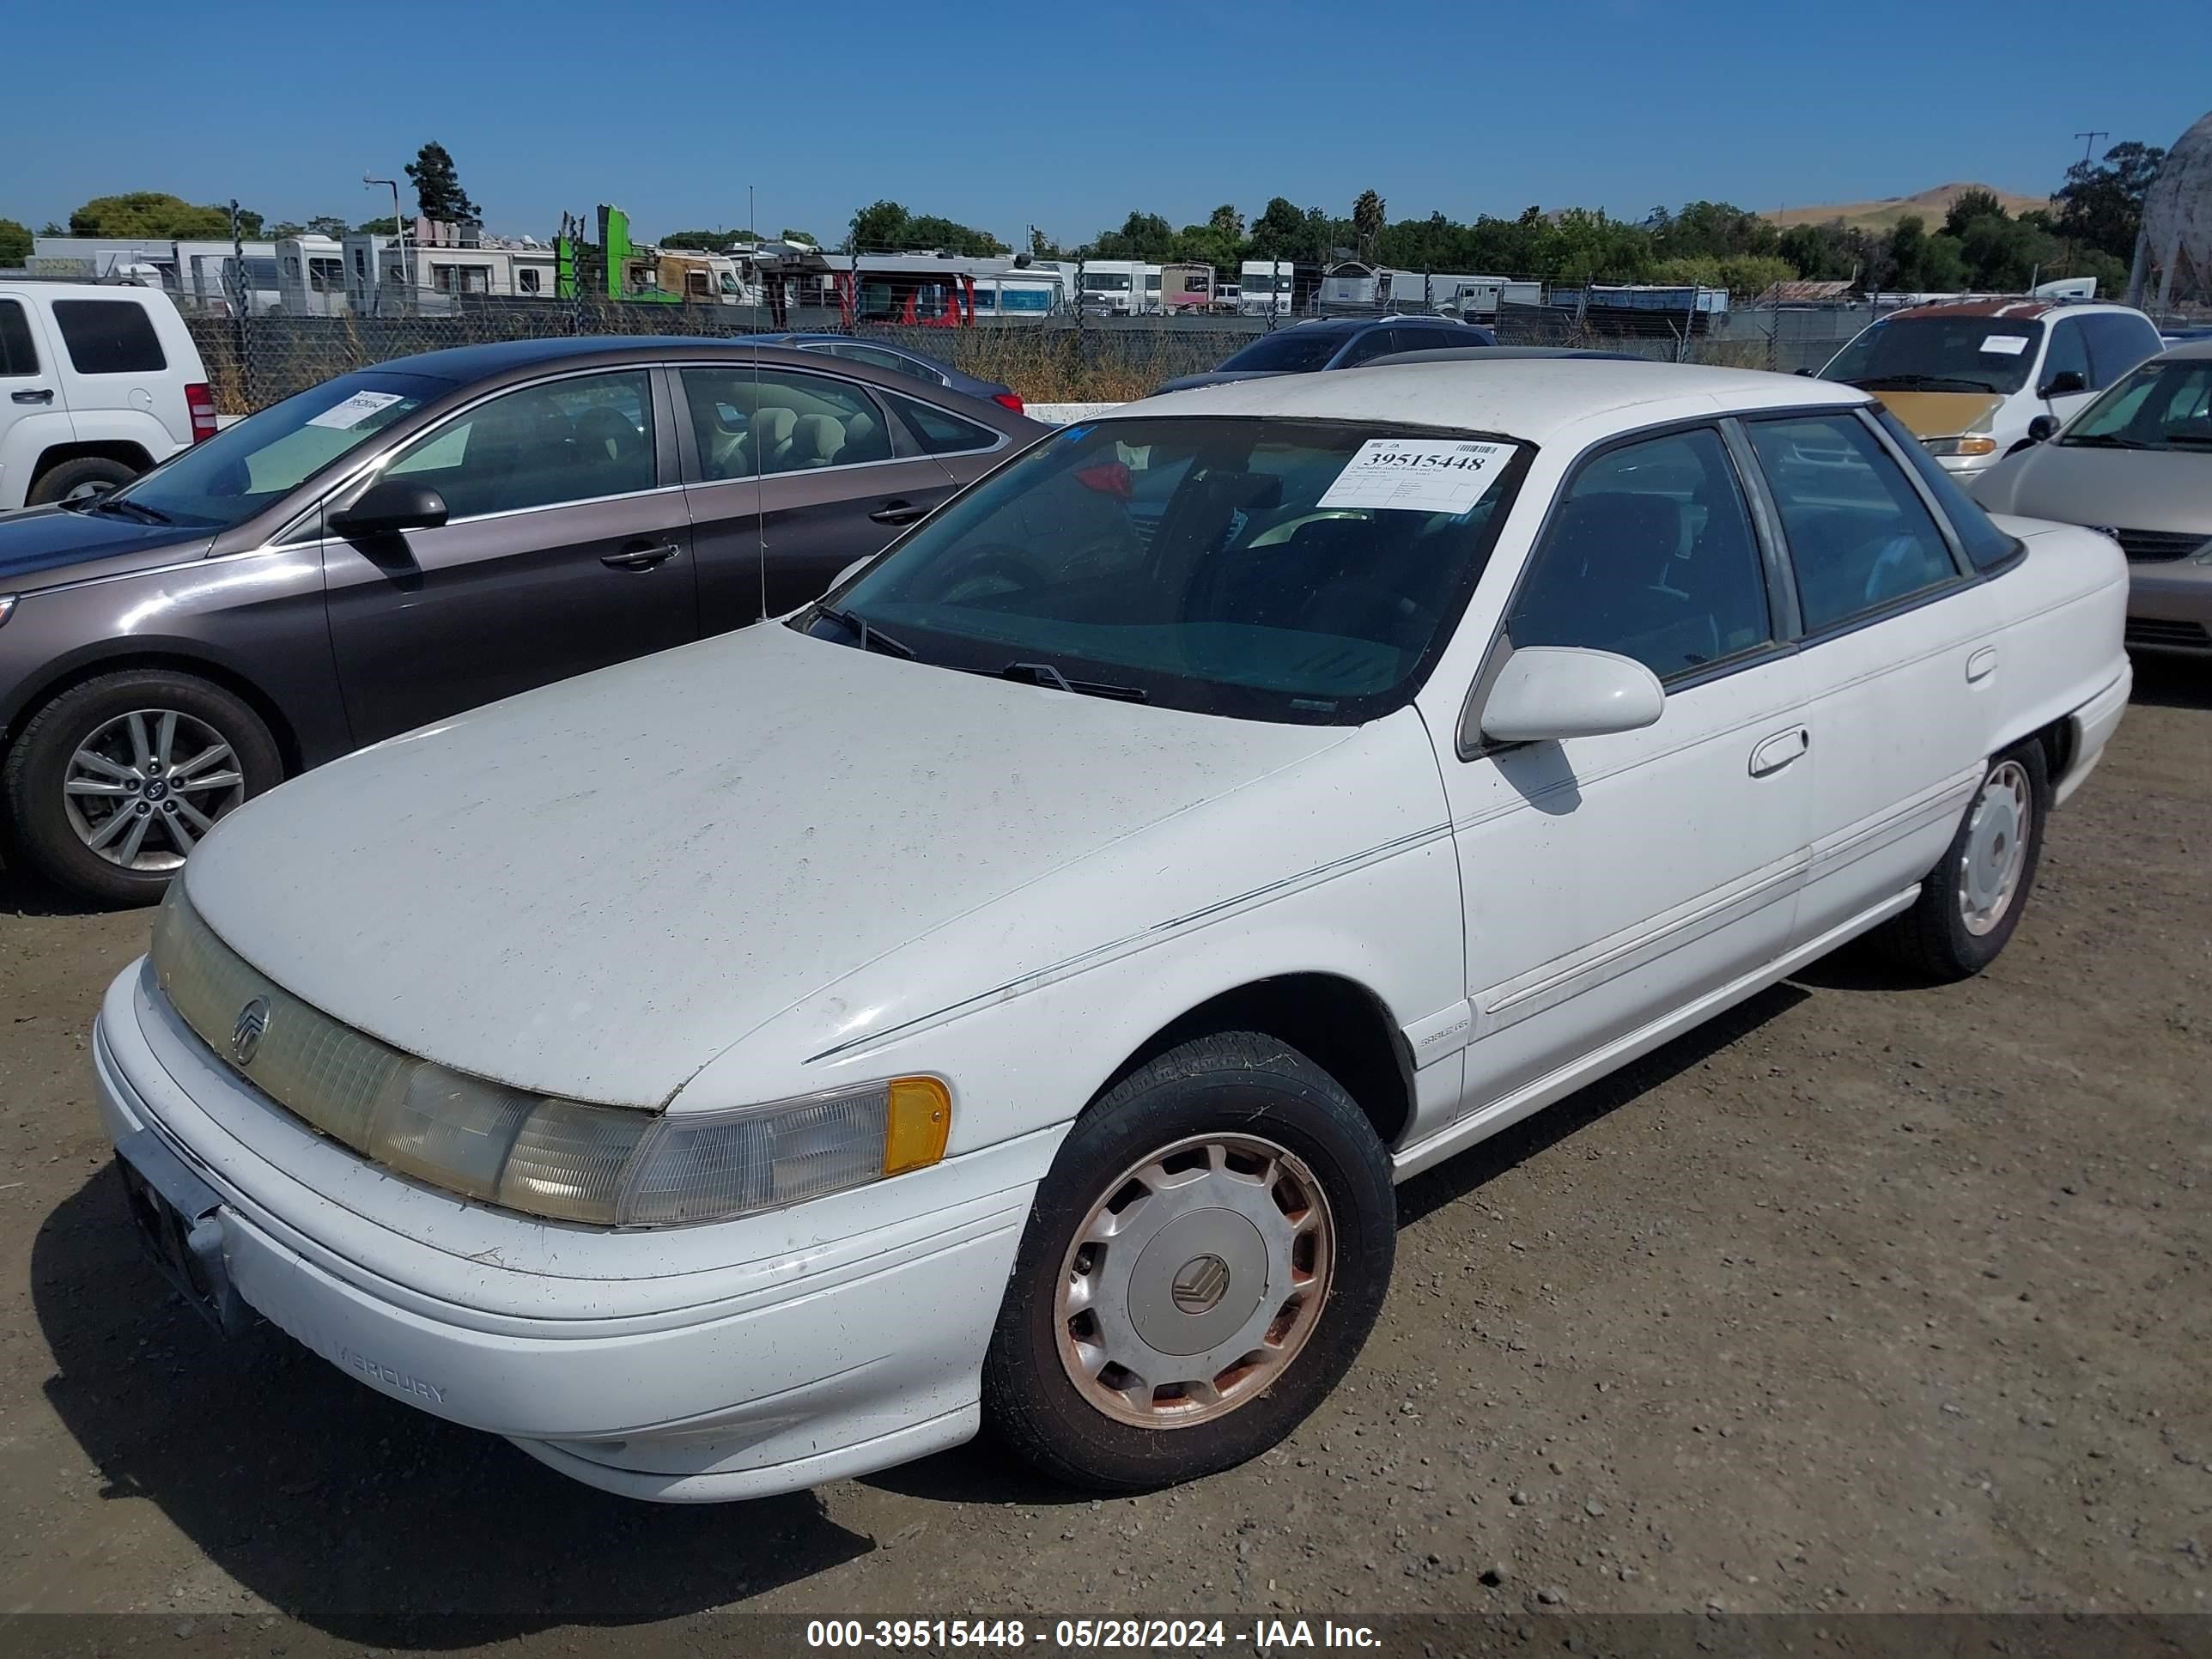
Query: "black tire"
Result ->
[[983, 1030, 1395, 1492], [27, 454, 141, 507], [1877, 739, 2049, 981], [2, 669, 283, 908]]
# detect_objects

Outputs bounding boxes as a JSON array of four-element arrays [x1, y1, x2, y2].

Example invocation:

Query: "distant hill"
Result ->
[[1765, 182, 2051, 232]]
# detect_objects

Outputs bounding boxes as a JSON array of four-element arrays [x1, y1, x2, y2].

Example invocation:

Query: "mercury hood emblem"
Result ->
[[231, 997, 270, 1065]]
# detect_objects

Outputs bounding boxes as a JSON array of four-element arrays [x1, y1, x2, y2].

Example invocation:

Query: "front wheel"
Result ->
[[983, 1030, 1395, 1491], [1878, 740, 2049, 981], [2, 669, 283, 906]]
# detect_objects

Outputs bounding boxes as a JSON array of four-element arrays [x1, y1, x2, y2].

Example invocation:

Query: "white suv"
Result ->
[[0, 282, 216, 509]]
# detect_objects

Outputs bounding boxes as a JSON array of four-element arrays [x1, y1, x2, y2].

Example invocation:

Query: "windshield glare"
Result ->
[[1820, 316, 2043, 395], [2062, 358, 2212, 450], [110, 371, 443, 530], [814, 416, 1529, 723]]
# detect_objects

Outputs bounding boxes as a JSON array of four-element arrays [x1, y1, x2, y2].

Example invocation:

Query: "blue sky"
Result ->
[[6, 0, 2203, 248]]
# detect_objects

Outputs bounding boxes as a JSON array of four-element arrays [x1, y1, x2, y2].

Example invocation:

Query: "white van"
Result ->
[[1079, 261, 1144, 316], [1815, 298, 2166, 480], [0, 282, 215, 508]]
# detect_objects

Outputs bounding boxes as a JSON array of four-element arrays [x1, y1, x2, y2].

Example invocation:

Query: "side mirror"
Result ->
[[1794, 368, 1814, 377], [329, 478, 448, 538], [2025, 413, 2060, 444], [2039, 370, 2087, 398], [1479, 646, 1666, 745]]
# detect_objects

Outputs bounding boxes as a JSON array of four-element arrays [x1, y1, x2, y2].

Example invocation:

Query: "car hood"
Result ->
[[0, 505, 211, 592], [1973, 442, 2212, 535], [1153, 369, 1291, 394], [1877, 390, 2007, 440], [181, 623, 1354, 1109]]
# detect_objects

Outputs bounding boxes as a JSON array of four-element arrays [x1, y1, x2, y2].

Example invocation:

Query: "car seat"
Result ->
[[734, 407, 798, 477], [570, 406, 653, 496], [788, 413, 847, 469]]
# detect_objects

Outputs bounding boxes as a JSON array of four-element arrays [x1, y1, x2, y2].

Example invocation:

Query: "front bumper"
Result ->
[[92, 961, 1036, 1502]]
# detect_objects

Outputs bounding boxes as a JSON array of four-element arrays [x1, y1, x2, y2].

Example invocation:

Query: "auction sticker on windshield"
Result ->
[[1317, 437, 1512, 514], [307, 390, 408, 430], [1978, 336, 2030, 356]]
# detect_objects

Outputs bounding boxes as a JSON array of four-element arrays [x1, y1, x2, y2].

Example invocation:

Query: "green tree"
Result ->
[[2054, 140, 2165, 264], [662, 228, 742, 251], [1091, 210, 1177, 262], [0, 218, 32, 265], [848, 199, 909, 251], [1246, 197, 1309, 262], [779, 228, 817, 246], [268, 222, 306, 239], [1652, 200, 1780, 262], [68, 192, 258, 238], [404, 141, 478, 222], [1941, 188, 2008, 238], [904, 214, 1008, 256], [1207, 204, 1243, 242], [354, 216, 399, 237], [308, 215, 350, 239]]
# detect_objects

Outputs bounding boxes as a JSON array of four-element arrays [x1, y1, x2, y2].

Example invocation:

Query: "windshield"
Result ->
[[1243, 273, 1280, 294], [106, 371, 444, 530], [2060, 357, 2212, 450], [808, 416, 1530, 724], [1085, 273, 1132, 292], [1820, 316, 2044, 395], [1218, 331, 1352, 374]]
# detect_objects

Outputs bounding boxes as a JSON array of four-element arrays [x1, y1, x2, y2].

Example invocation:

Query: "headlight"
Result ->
[[150, 885, 951, 1227], [1922, 435, 1998, 457]]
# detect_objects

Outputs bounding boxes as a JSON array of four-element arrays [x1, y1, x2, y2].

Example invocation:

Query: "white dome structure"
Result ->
[[2137, 109, 2212, 307]]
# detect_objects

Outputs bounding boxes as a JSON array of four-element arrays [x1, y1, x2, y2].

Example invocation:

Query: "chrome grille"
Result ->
[[150, 884, 411, 1154], [2113, 527, 2209, 563]]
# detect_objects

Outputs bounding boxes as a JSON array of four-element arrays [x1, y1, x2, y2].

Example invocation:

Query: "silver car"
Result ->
[[1971, 340, 2212, 657]]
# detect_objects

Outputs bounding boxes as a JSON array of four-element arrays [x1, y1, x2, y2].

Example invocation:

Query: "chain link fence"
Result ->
[[179, 289, 1883, 417]]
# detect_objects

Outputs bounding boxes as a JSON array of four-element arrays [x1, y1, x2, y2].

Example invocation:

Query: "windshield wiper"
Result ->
[[816, 604, 915, 659], [71, 495, 173, 524], [1852, 374, 1996, 394], [1000, 660, 1149, 702]]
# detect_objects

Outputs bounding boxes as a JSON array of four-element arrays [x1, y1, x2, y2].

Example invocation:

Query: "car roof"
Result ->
[[365, 335, 842, 383], [2154, 337, 2212, 362], [1885, 298, 2147, 324], [1116, 357, 1867, 444]]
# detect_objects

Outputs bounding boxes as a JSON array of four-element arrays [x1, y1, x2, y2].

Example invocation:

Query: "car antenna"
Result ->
[[753, 216, 769, 625]]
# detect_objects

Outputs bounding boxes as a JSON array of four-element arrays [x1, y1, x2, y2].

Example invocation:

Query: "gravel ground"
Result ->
[[0, 664, 2205, 1654]]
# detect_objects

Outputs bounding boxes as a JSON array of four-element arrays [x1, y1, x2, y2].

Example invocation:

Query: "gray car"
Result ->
[[0, 337, 1044, 903], [1971, 340, 2212, 658]]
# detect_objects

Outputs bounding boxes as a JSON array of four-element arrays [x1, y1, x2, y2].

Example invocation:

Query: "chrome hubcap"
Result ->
[[1056, 1133, 1333, 1428], [1958, 759, 2033, 937], [63, 709, 244, 872]]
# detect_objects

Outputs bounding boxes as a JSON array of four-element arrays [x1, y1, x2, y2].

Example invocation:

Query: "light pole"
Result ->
[[364, 173, 410, 309]]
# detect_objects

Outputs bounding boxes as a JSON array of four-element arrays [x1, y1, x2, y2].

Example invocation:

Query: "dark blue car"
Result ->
[[1155, 316, 1497, 393]]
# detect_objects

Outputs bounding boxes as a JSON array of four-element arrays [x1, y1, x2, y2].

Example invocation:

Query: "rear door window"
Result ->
[[883, 391, 1002, 457], [52, 299, 167, 374], [2081, 313, 2161, 389], [0, 301, 40, 377], [679, 366, 894, 480], [1746, 413, 1963, 632]]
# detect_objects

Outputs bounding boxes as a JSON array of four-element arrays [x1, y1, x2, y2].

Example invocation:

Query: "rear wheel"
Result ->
[[1878, 741, 2048, 981], [27, 455, 141, 506], [2, 670, 282, 907], [983, 1031, 1394, 1491]]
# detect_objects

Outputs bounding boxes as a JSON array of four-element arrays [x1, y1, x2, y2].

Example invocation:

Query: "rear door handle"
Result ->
[[1749, 726, 1809, 776], [11, 388, 54, 404], [1966, 646, 1998, 683], [868, 499, 927, 526], [601, 540, 680, 572]]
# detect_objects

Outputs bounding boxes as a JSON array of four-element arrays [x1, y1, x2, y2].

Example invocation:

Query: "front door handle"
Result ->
[[10, 388, 54, 404], [1966, 646, 1998, 683], [601, 540, 680, 572], [868, 499, 927, 526], [1749, 726, 1809, 777]]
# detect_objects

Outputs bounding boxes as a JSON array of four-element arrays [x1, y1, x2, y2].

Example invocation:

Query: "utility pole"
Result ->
[[2074, 130, 2109, 167]]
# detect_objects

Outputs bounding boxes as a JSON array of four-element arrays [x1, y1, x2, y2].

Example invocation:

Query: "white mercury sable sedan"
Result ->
[[94, 361, 2131, 1502]]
